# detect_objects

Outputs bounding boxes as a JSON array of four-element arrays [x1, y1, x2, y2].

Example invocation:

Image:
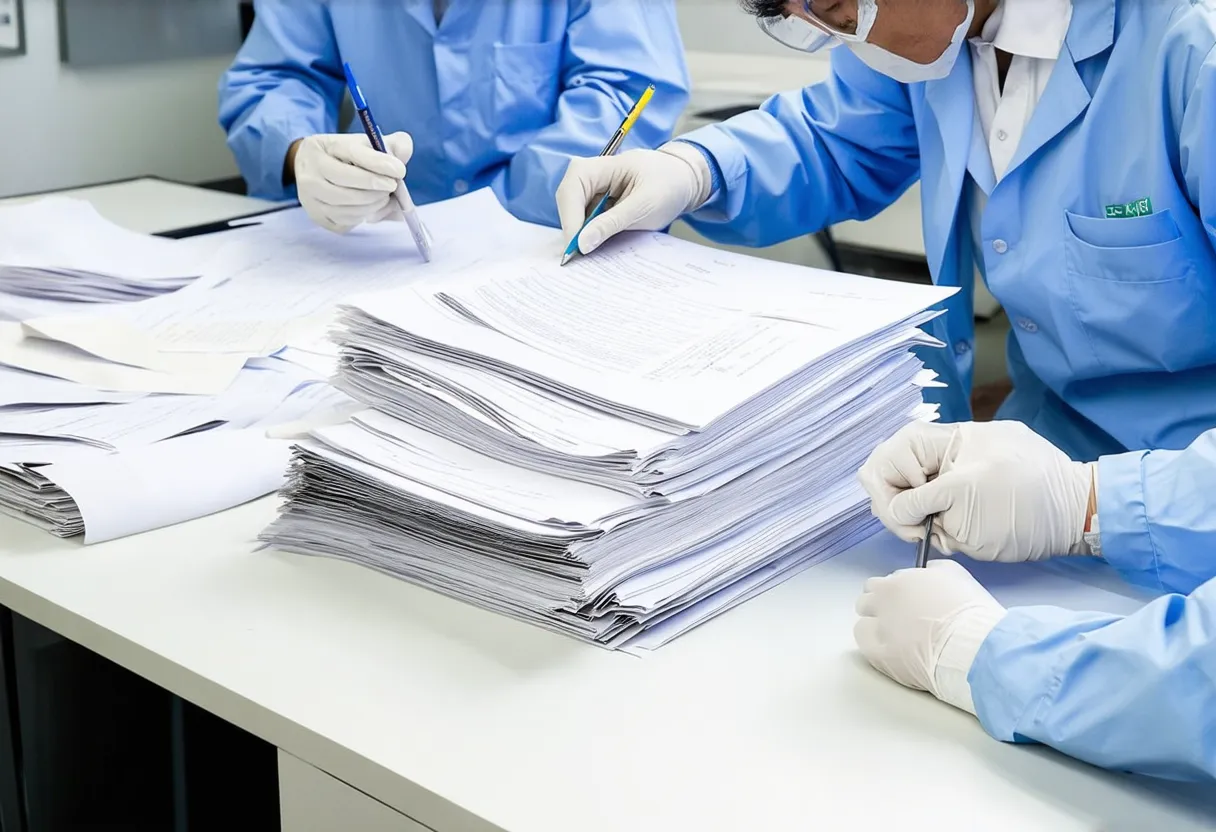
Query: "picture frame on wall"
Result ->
[[56, 0, 241, 67], [0, 0, 26, 58]]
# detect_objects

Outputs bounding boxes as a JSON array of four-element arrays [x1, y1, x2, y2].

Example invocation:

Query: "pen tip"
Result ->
[[560, 253, 574, 267]]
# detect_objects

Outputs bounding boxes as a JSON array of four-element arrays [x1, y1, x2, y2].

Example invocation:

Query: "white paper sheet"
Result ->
[[0, 197, 201, 279], [22, 315, 171, 370], [116, 189, 554, 358], [313, 417, 641, 528], [0, 197, 202, 302], [42, 428, 292, 544], [0, 365, 145, 408], [0, 358, 322, 459], [349, 231, 956, 428], [0, 323, 245, 395]]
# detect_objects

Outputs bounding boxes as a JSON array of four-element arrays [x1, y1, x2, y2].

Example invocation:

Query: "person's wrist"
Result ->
[[1079, 461, 1102, 557], [283, 138, 304, 186], [658, 141, 714, 212], [931, 603, 1006, 716], [1064, 461, 1100, 556]]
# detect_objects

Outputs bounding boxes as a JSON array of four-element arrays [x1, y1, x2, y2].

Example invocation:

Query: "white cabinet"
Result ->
[[279, 750, 429, 832]]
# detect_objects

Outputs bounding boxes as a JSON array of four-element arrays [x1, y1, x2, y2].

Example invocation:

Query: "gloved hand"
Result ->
[[857, 421, 1095, 562], [292, 132, 414, 234], [854, 559, 1007, 715], [555, 142, 714, 256]]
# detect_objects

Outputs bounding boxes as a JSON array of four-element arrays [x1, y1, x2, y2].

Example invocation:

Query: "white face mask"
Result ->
[[847, 0, 975, 84]]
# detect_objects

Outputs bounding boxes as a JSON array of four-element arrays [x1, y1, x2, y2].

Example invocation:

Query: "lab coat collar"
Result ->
[[975, 0, 1073, 61], [920, 0, 1112, 277], [405, 2, 437, 35], [1004, 0, 1113, 181], [405, 0, 472, 37], [1064, 0, 1116, 62], [1002, 39, 1091, 182]]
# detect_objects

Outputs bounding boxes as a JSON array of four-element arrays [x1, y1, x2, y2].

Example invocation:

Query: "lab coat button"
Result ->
[[996, 129, 1009, 142], [992, 239, 1008, 254], [454, 179, 469, 195], [1017, 317, 1038, 334]]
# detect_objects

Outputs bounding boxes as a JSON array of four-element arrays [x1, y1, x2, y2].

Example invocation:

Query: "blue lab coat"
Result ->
[[968, 428, 1216, 781], [680, 0, 1216, 461], [219, 0, 689, 227]]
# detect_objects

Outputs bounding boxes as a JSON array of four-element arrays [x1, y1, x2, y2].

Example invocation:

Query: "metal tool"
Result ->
[[915, 516, 935, 568]]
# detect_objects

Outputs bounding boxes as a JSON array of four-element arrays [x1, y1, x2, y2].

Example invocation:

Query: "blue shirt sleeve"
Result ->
[[218, 0, 345, 201], [490, 0, 690, 227], [968, 578, 1216, 783], [675, 47, 920, 247], [1098, 428, 1216, 595]]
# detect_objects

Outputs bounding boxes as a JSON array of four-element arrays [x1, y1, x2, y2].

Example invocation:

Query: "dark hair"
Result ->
[[739, 0, 790, 18]]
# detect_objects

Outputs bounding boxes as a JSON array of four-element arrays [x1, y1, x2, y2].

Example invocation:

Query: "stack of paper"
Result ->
[[0, 191, 523, 543], [0, 357, 355, 542], [0, 198, 201, 303], [0, 356, 328, 463], [0, 427, 294, 542], [263, 230, 956, 652]]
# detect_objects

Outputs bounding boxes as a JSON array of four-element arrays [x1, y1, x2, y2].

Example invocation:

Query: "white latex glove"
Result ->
[[293, 132, 415, 234], [854, 559, 1007, 715], [857, 421, 1095, 563], [555, 142, 713, 256]]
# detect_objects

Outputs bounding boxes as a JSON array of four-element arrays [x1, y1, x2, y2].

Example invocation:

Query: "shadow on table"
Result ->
[[261, 549, 592, 676]]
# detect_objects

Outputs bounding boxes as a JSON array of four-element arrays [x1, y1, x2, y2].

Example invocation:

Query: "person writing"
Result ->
[[555, 0, 1216, 462], [220, 0, 689, 232], [853, 420, 1216, 781]]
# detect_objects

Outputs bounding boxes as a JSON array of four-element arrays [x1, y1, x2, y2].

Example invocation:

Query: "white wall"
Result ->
[[675, 0, 791, 57], [0, 0, 781, 199], [0, 0, 239, 197]]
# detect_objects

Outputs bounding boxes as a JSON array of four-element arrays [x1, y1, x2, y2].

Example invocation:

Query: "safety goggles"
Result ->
[[756, 1, 877, 54]]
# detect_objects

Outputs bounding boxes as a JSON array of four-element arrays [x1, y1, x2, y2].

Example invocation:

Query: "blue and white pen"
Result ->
[[342, 62, 433, 262]]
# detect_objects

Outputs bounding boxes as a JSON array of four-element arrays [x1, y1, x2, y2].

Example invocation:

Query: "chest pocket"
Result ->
[[489, 40, 564, 136], [1063, 209, 1216, 377]]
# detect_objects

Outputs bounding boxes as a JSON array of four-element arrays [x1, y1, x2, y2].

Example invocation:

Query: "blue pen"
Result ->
[[342, 62, 433, 262]]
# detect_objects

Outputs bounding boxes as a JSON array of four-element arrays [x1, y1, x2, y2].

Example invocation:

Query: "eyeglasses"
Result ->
[[756, 1, 876, 54]]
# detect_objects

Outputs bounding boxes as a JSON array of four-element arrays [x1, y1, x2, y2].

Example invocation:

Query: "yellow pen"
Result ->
[[561, 84, 656, 266]]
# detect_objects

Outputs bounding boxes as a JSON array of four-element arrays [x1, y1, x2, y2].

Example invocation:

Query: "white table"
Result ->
[[1, 502, 1213, 832], [0, 177, 281, 235], [1, 179, 1210, 830]]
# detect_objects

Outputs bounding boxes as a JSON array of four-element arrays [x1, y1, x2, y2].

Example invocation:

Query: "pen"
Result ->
[[915, 516, 935, 568], [342, 62, 433, 262], [561, 84, 656, 266]]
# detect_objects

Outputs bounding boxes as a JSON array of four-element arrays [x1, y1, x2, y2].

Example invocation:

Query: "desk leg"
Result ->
[[10, 615, 174, 831], [0, 608, 25, 832], [171, 696, 188, 832], [173, 697, 279, 829]]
